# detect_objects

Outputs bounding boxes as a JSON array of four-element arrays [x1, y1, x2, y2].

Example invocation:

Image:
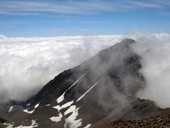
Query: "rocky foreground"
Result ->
[[108, 115, 170, 128], [1, 99, 170, 128], [91, 99, 170, 128]]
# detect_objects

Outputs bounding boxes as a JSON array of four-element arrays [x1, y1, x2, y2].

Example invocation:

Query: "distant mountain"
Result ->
[[1, 39, 170, 128]]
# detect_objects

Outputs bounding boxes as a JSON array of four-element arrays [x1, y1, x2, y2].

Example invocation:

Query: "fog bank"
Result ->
[[0, 35, 122, 101], [130, 32, 170, 108], [1, 33, 170, 110]]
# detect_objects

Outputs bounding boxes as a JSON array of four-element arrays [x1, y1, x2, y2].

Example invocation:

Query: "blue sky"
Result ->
[[0, 0, 170, 37]]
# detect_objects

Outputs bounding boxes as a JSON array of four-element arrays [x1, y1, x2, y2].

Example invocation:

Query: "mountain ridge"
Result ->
[[1, 38, 168, 128]]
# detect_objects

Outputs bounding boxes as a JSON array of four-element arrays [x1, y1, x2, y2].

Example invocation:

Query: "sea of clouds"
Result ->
[[0, 35, 122, 101], [1, 33, 170, 109]]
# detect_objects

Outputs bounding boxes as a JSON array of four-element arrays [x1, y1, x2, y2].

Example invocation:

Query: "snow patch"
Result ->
[[53, 105, 61, 111], [45, 104, 50, 106], [64, 105, 82, 128], [6, 124, 13, 128], [57, 72, 87, 104], [76, 81, 100, 102], [34, 103, 39, 109], [8, 106, 14, 113], [6, 120, 38, 128], [23, 109, 35, 114], [84, 124, 91, 128], [57, 93, 65, 104], [67, 73, 87, 91], [23, 103, 39, 114], [61, 101, 74, 109], [50, 113, 63, 122]]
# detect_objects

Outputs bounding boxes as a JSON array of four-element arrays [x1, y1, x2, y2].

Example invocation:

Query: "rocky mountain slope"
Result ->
[[0, 39, 169, 128]]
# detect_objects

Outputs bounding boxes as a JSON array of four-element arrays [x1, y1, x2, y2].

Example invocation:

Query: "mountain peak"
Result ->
[[1, 38, 162, 128]]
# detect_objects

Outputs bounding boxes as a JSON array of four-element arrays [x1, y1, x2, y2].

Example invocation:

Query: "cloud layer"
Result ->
[[1, 33, 170, 110], [0, 35, 122, 101]]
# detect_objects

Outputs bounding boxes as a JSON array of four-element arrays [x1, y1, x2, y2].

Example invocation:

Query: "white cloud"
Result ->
[[129, 32, 170, 108], [1, 33, 170, 110], [0, 0, 170, 15], [0, 35, 122, 101]]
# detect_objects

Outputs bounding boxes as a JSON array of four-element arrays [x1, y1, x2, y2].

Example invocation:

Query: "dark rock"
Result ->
[[0, 117, 6, 123]]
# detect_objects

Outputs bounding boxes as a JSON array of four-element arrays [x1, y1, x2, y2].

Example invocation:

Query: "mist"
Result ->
[[130, 32, 170, 108], [1, 33, 170, 110], [0, 35, 122, 101]]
